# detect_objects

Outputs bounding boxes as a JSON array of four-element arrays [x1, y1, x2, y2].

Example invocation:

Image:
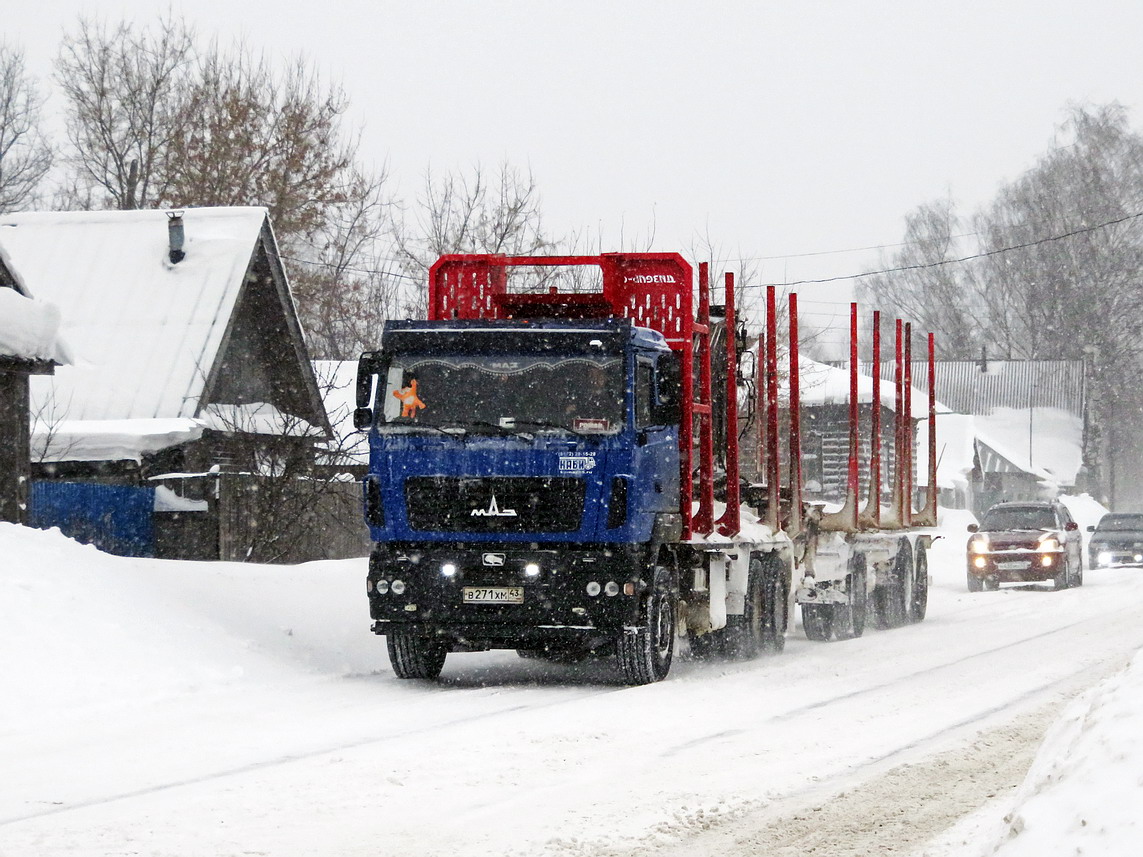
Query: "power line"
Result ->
[[746, 210, 1143, 289], [274, 209, 1143, 288]]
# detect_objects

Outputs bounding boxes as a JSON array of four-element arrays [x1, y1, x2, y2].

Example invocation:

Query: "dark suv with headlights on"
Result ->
[[966, 500, 1083, 591], [1087, 513, 1143, 568]]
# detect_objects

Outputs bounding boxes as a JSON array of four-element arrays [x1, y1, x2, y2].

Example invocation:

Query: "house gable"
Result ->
[[200, 225, 329, 436]]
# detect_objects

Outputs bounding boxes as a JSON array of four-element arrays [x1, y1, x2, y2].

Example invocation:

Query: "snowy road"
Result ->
[[3, 520, 1143, 856]]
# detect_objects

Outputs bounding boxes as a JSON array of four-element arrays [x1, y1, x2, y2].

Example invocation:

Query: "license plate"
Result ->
[[462, 586, 524, 604], [997, 561, 1030, 570]]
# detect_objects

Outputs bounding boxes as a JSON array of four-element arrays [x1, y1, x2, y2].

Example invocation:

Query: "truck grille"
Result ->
[[404, 477, 586, 533]]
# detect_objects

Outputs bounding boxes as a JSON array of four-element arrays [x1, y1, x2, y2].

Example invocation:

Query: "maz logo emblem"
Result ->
[[482, 553, 506, 566], [471, 495, 518, 517]]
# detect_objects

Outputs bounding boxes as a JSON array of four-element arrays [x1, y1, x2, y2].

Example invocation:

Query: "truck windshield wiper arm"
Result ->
[[379, 420, 463, 437], [508, 419, 589, 437], [436, 420, 536, 440]]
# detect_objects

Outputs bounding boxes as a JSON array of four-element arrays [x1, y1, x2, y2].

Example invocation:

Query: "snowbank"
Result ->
[[980, 650, 1143, 856]]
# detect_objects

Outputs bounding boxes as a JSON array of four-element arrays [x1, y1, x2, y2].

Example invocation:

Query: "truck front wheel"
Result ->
[[618, 565, 676, 685], [387, 630, 449, 679]]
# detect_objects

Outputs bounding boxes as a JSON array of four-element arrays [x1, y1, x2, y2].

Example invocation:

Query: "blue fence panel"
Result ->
[[29, 482, 156, 557]]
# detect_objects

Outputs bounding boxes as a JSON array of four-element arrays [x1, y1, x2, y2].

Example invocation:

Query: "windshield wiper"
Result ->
[[378, 419, 463, 438], [508, 419, 589, 437], [436, 420, 537, 440]]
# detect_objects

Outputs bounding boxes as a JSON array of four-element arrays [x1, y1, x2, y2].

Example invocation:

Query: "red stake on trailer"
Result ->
[[848, 302, 860, 530], [756, 300, 767, 487], [693, 263, 715, 536], [894, 319, 904, 524], [717, 272, 740, 536], [918, 332, 939, 526], [788, 293, 803, 536], [766, 286, 781, 530], [904, 322, 913, 527], [869, 310, 882, 527]]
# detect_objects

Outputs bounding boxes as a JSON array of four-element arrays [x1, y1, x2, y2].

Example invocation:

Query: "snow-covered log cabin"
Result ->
[[0, 207, 359, 561]]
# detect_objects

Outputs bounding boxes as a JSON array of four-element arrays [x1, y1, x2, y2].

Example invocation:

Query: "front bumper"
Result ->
[[1090, 544, 1143, 568], [366, 542, 646, 646], [967, 549, 1064, 582]]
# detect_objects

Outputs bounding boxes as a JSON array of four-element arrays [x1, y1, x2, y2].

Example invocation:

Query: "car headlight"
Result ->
[[1097, 551, 1112, 566], [1038, 537, 1060, 552], [969, 535, 990, 554]]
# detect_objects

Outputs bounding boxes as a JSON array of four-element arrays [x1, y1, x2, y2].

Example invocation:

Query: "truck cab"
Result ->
[[355, 316, 683, 677]]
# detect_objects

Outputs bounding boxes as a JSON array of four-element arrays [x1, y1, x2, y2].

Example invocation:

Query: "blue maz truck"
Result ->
[[354, 253, 935, 684]]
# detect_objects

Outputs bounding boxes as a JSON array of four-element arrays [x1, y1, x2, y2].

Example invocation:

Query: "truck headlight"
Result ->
[[969, 535, 989, 554]]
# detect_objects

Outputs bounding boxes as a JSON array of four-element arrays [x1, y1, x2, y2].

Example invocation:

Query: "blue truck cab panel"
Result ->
[[356, 317, 683, 649]]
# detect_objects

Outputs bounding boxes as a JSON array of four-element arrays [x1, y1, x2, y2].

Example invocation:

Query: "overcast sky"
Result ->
[[13, 1, 1143, 332]]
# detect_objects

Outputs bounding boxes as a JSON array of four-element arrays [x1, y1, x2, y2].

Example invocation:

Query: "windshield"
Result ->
[[377, 353, 624, 434], [1096, 514, 1143, 532], [980, 506, 1057, 531]]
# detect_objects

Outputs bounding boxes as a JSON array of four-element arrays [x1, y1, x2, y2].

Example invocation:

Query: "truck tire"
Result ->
[[725, 554, 787, 658], [618, 565, 676, 685], [834, 557, 867, 640], [908, 543, 929, 623], [387, 630, 449, 679], [967, 570, 984, 592], [874, 540, 911, 629]]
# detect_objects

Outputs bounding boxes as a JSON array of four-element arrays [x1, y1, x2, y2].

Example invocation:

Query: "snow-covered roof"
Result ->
[[0, 207, 270, 421], [0, 287, 71, 365], [31, 418, 205, 464], [792, 355, 943, 418], [0, 242, 72, 365], [975, 406, 1084, 488]]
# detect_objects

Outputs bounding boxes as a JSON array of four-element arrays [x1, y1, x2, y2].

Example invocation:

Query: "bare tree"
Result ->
[[391, 161, 555, 312], [856, 198, 985, 359], [55, 15, 196, 210], [288, 165, 408, 359], [165, 48, 357, 238], [0, 42, 52, 212]]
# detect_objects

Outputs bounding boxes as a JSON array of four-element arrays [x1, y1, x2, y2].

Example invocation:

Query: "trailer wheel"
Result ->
[[908, 543, 929, 623], [760, 558, 789, 653], [618, 565, 676, 685], [387, 630, 449, 680], [834, 554, 867, 640], [726, 554, 787, 658], [875, 540, 912, 629]]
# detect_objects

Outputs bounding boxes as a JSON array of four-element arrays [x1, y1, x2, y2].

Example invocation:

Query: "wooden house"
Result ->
[[0, 207, 337, 561]]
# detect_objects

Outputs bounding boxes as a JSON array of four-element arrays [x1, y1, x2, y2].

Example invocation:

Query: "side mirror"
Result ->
[[1064, 521, 1078, 531], [353, 407, 373, 430], [967, 523, 979, 533], [1086, 524, 1096, 533]]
